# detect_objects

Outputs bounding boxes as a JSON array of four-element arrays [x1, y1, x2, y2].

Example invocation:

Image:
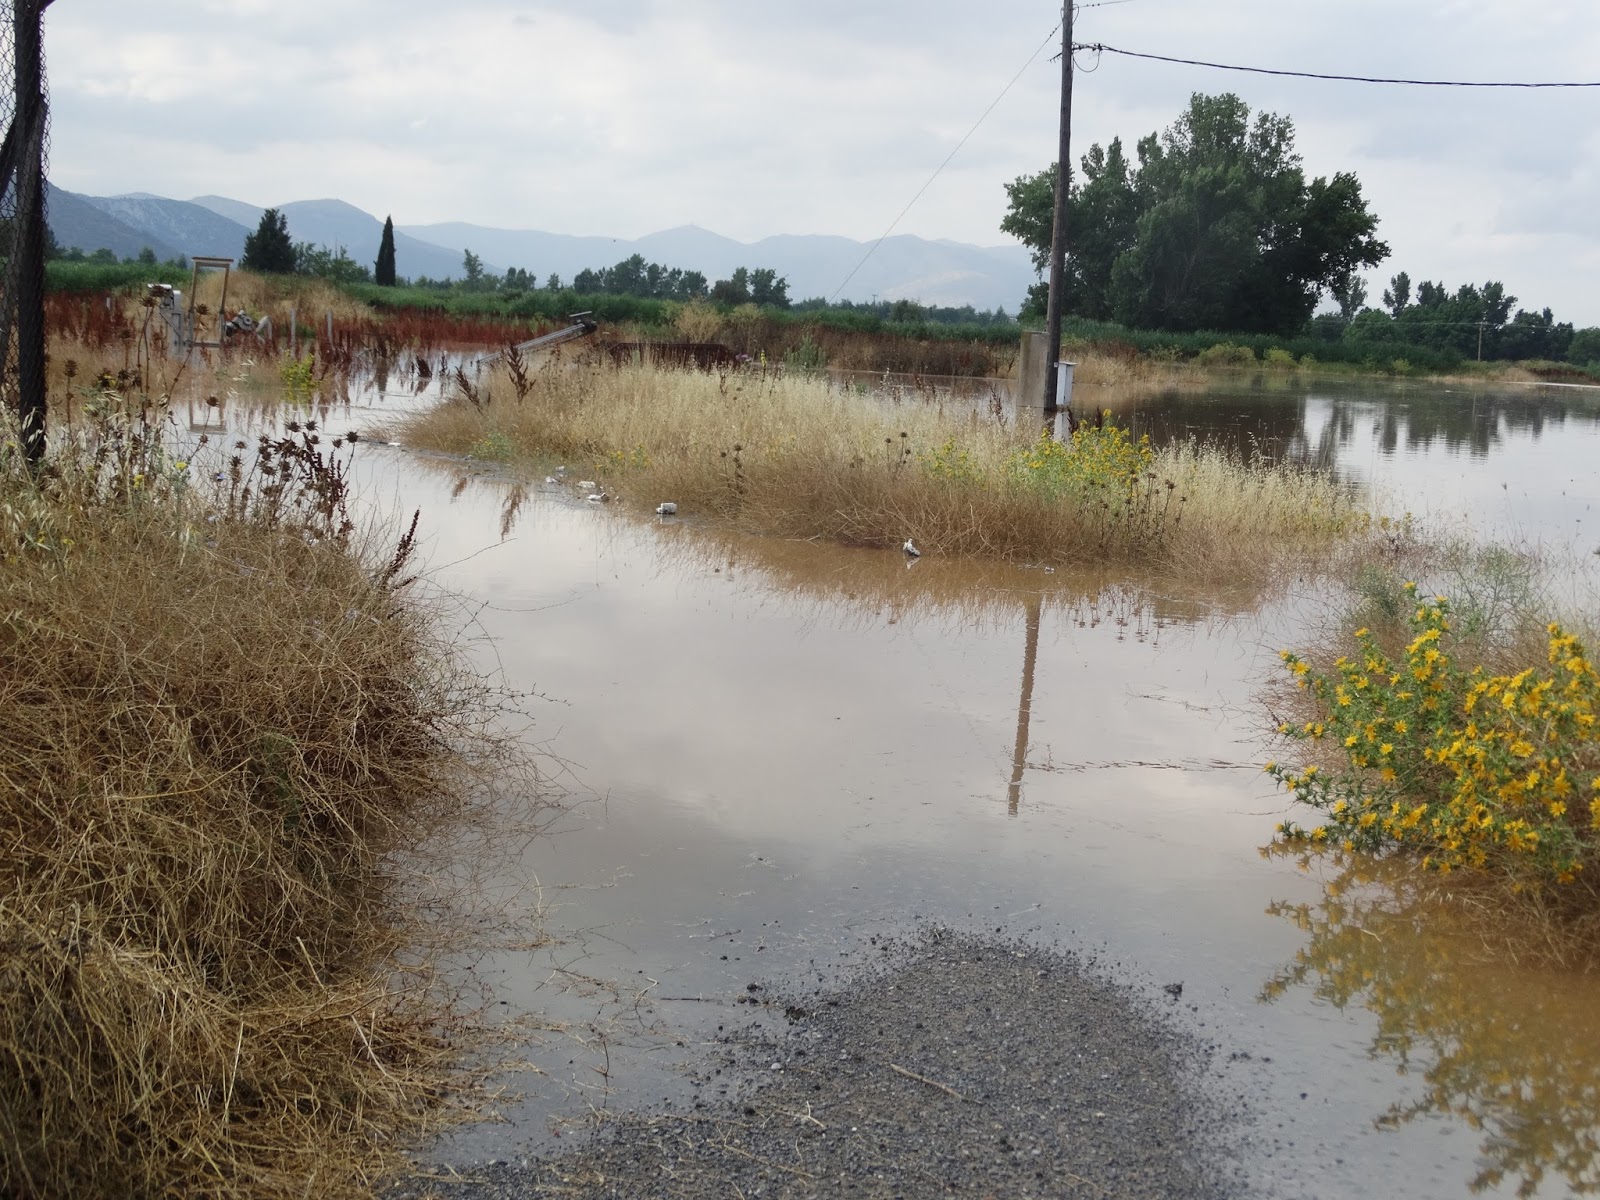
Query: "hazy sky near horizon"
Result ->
[[49, 0, 1600, 323]]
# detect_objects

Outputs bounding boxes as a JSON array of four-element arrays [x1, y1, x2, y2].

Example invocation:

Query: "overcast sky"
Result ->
[[48, 0, 1600, 324]]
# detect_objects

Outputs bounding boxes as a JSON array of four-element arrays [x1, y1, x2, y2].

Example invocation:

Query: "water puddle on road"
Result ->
[[330, 449, 1600, 1200]]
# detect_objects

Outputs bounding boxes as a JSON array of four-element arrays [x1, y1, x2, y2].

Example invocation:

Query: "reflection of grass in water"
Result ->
[[402, 361, 1371, 585], [645, 519, 1269, 631], [1262, 850, 1600, 1199], [427, 460, 1275, 629]]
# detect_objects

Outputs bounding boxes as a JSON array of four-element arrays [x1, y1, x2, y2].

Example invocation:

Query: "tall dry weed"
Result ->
[[402, 361, 1366, 581], [0, 405, 531, 1199]]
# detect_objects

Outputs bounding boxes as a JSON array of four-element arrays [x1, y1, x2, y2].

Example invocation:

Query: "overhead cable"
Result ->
[[1077, 42, 1600, 88], [828, 23, 1062, 303]]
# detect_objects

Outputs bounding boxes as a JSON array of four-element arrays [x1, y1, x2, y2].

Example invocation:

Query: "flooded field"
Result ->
[[213, 372, 1600, 1197]]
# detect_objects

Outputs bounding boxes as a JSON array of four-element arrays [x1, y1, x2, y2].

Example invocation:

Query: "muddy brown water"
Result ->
[[204, 374, 1600, 1197]]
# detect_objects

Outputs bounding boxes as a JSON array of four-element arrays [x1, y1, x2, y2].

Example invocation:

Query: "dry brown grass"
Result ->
[[191, 267, 371, 326], [0, 414, 529, 1199], [402, 361, 1369, 583]]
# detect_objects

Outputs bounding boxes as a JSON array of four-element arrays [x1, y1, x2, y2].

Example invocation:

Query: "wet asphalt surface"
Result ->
[[393, 930, 1244, 1199]]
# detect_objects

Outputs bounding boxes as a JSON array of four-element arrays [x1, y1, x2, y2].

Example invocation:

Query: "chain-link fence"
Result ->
[[1, 0, 50, 464]]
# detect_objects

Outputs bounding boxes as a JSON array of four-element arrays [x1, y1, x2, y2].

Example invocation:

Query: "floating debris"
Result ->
[[655, 502, 679, 516], [903, 538, 921, 558]]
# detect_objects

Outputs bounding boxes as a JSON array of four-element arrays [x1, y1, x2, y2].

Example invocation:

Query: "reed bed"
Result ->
[[403, 361, 1367, 581], [0, 409, 526, 1199]]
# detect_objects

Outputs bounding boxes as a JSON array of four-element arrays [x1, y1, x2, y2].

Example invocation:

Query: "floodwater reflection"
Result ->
[[1111, 379, 1600, 466], [1262, 854, 1600, 1198], [1009, 595, 1041, 817]]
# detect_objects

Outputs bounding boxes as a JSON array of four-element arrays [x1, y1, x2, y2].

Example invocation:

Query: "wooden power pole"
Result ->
[[1041, 2, 1074, 418]]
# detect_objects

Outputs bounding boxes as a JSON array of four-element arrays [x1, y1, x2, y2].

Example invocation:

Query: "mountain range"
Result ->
[[46, 186, 1035, 311]]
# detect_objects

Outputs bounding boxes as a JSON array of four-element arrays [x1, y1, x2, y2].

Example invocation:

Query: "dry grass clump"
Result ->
[[404, 361, 1366, 581], [0, 411, 518, 1198], [193, 268, 370, 326]]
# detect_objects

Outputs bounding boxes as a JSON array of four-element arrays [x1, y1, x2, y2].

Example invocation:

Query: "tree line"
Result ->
[[240, 208, 796, 309], [1003, 91, 1598, 365], [1324, 271, 1585, 363]]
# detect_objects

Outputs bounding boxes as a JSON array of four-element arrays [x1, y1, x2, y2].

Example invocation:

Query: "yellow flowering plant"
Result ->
[[1005, 416, 1154, 503], [1270, 584, 1600, 884]]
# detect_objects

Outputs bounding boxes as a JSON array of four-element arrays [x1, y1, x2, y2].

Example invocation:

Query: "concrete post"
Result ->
[[1017, 331, 1049, 429]]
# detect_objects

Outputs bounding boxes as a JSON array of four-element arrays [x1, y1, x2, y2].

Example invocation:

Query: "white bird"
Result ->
[[577, 480, 598, 491], [655, 502, 678, 516], [555, 465, 568, 475], [544, 476, 559, 484], [903, 538, 921, 558], [586, 492, 609, 504]]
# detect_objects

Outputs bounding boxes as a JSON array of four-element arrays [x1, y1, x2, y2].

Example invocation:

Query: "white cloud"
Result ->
[[44, 0, 1600, 323]]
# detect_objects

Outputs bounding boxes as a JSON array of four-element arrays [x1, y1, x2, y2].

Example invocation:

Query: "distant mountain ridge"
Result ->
[[46, 184, 183, 261], [84, 194, 250, 261], [49, 187, 1034, 310]]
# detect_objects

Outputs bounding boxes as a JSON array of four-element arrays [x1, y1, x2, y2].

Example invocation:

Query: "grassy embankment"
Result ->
[[401, 359, 1369, 582], [0, 404, 527, 1198]]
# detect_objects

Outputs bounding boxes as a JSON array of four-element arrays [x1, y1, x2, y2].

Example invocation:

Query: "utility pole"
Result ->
[[1041, 0, 1074, 419], [1476, 320, 1485, 362]]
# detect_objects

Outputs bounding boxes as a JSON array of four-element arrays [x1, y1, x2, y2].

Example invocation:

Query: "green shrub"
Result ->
[[1195, 342, 1258, 367], [1270, 587, 1600, 887]]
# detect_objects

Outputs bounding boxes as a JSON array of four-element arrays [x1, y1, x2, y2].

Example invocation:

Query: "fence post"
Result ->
[[10, 0, 50, 466]]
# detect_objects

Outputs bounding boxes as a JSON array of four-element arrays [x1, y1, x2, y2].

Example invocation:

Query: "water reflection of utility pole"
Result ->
[[1007, 595, 1043, 817]]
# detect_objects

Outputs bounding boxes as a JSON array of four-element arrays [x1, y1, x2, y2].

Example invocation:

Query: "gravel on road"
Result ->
[[395, 929, 1244, 1199]]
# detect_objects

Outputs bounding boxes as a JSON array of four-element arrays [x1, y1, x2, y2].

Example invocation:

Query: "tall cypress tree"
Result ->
[[375, 215, 397, 287]]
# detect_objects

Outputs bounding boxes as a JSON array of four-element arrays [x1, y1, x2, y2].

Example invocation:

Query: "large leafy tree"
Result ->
[[375, 215, 397, 286], [1003, 93, 1389, 335], [241, 208, 296, 274]]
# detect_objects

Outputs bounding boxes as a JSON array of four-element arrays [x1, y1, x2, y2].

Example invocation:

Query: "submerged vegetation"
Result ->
[[0, 402, 523, 1198], [403, 360, 1365, 580]]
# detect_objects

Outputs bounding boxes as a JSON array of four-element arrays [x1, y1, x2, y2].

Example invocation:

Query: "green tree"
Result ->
[[242, 207, 296, 274], [711, 267, 751, 305], [461, 249, 486, 290], [1394, 280, 1515, 358], [1499, 307, 1573, 362], [750, 267, 790, 308], [1002, 93, 1389, 335], [1382, 270, 1411, 317], [375, 215, 397, 286], [294, 242, 372, 284], [1331, 275, 1368, 323], [135, 246, 157, 265], [1569, 328, 1600, 365]]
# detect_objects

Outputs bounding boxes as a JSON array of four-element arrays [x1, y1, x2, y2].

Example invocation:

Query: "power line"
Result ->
[[1076, 42, 1600, 88], [828, 23, 1062, 303]]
